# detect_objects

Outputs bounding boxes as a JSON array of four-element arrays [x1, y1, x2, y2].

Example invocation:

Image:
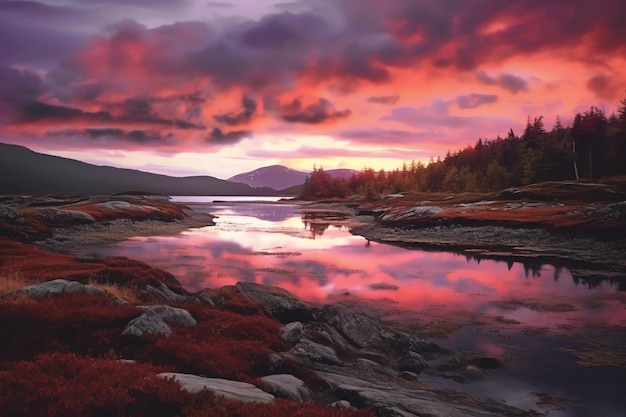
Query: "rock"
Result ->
[[331, 400, 354, 409], [292, 338, 343, 366], [380, 206, 443, 222], [139, 283, 188, 304], [319, 305, 440, 355], [355, 358, 396, 377], [189, 288, 222, 306], [303, 323, 352, 354], [260, 374, 311, 402], [281, 321, 304, 343], [110, 296, 130, 306], [235, 282, 314, 323], [96, 201, 159, 211], [35, 208, 96, 224], [0, 206, 24, 223], [122, 305, 196, 337], [398, 371, 418, 381], [472, 356, 505, 370], [397, 352, 427, 375], [2, 279, 104, 299], [382, 194, 404, 200], [318, 371, 535, 417], [158, 373, 275, 403]]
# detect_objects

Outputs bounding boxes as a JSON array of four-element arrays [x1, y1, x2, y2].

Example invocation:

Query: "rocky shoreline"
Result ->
[[2, 190, 625, 416]]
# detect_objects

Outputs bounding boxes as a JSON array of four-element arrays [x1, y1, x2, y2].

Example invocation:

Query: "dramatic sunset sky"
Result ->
[[1, 0, 625, 178]]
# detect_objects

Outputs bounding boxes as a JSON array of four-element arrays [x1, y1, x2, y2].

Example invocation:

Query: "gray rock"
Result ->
[[235, 282, 314, 323], [2, 279, 104, 299], [281, 321, 304, 343], [96, 201, 159, 211], [320, 305, 440, 355], [398, 371, 418, 381], [303, 322, 353, 354], [380, 206, 443, 222], [0, 206, 24, 223], [35, 208, 96, 224], [355, 358, 396, 377], [397, 352, 427, 374], [122, 314, 174, 337], [331, 400, 353, 409], [260, 374, 311, 402], [292, 338, 342, 365], [382, 194, 404, 200], [140, 283, 188, 304], [318, 371, 534, 417], [122, 305, 196, 337], [158, 373, 275, 403]]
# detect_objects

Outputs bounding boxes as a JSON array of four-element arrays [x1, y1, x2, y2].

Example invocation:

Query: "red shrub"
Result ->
[[0, 294, 138, 361], [0, 353, 374, 417], [0, 352, 199, 417], [125, 306, 290, 381]]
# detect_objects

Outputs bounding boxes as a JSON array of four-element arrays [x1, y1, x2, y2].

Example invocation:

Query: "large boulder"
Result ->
[[319, 305, 440, 355], [158, 373, 275, 403], [260, 374, 311, 402], [291, 338, 343, 366], [280, 321, 304, 343], [122, 305, 196, 337], [2, 279, 104, 299], [235, 282, 314, 323]]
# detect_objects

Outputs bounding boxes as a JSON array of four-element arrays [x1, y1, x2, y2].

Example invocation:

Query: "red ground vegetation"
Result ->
[[0, 239, 186, 292], [63, 197, 187, 222], [0, 352, 374, 417], [0, 293, 139, 362], [121, 303, 291, 382]]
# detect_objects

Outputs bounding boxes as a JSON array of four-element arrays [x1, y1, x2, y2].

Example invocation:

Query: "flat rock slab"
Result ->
[[2, 279, 104, 299], [158, 373, 275, 404], [318, 371, 537, 417], [260, 374, 311, 402]]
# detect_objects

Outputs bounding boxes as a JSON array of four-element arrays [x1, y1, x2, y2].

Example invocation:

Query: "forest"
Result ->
[[302, 97, 626, 199]]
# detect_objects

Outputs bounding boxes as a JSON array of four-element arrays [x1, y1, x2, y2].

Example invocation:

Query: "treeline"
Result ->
[[302, 98, 626, 198]]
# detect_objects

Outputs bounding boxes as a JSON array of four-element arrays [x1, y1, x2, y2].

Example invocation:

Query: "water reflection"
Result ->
[[88, 202, 625, 329]]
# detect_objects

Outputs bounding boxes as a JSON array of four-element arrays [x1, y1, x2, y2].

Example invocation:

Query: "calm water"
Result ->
[[87, 201, 626, 416]]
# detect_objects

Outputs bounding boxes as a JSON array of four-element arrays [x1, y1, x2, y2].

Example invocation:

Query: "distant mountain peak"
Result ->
[[228, 165, 359, 190], [228, 165, 307, 189]]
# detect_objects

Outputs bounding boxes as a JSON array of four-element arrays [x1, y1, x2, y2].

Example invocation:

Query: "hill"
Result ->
[[0, 143, 278, 196], [229, 165, 358, 189]]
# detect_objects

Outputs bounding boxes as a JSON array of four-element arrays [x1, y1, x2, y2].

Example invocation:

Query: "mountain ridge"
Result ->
[[0, 143, 280, 196]]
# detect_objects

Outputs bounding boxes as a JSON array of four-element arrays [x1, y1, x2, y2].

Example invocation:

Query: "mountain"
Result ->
[[229, 165, 358, 189], [0, 143, 278, 196], [229, 165, 308, 190]]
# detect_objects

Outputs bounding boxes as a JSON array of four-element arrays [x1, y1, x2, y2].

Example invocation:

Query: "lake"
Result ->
[[85, 200, 626, 416]]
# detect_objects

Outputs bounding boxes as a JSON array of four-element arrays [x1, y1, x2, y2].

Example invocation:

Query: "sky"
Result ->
[[1, 0, 625, 179]]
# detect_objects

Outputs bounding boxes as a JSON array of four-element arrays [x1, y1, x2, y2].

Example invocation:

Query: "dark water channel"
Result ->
[[86, 201, 626, 416]]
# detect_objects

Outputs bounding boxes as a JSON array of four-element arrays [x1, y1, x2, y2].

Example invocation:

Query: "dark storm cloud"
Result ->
[[267, 97, 351, 124], [207, 127, 251, 144], [46, 127, 172, 145], [112, 97, 205, 129], [477, 72, 528, 94], [457, 93, 498, 109], [20, 101, 113, 122], [586, 74, 617, 99], [213, 96, 257, 126], [0, 66, 43, 105], [366, 94, 399, 105]]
